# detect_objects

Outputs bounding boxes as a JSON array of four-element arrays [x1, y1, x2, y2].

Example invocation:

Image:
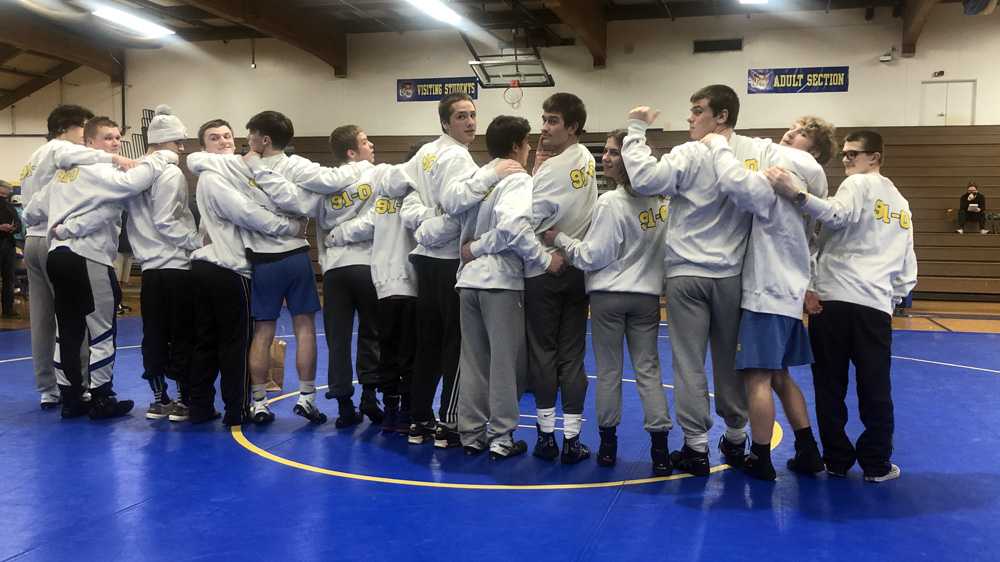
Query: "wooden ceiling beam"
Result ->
[[902, 0, 941, 56], [543, 0, 607, 67], [0, 7, 123, 82], [179, 0, 348, 76], [0, 62, 81, 111]]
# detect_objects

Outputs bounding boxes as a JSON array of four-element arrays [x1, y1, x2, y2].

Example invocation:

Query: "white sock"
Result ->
[[299, 379, 316, 396], [685, 432, 709, 453], [537, 408, 556, 433], [563, 413, 583, 439], [251, 384, 267, 402], [725, 425, 747, 445]]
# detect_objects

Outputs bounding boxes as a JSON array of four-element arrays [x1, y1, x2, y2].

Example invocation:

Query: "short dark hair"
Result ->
[[967, 180, 978, 189], [844, 130, 884, 155], [246, 110, 294, 149], [405, 143, 424, 162], [542, 92, 587, 135], [438, 93, 474, 133], [329, 125, 361, 166], [690, 84, 740, 128], [84, 117, 120, 142], [486, 116, 531, 159], [197, 118, 232, 147], [47, 105, 94, 140]]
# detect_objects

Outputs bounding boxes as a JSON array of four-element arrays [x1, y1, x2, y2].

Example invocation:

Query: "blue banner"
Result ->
[[747, 66, 849, 94], [397, 77, 479, 102]]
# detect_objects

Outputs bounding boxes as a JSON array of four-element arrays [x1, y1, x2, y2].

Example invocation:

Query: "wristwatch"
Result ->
[[794, 191, 808, 207]]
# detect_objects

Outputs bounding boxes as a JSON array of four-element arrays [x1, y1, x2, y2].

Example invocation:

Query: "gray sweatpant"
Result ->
[[590, 292, 672, 432], [666, 275, 747, 446], [25, 236, 57, 399], [25, 237, 88, 401], [456, 288, 526, 449]]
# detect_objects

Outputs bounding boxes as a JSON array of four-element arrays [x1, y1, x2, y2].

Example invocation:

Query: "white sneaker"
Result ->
[[956, 228, 964, 234], [864, 463, 901, 483], [981, 229, 990, 234], [251, 398, 275, 424]]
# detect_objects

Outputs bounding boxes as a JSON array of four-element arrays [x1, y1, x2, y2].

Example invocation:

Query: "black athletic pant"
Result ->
[[956, 209, 987, 231], [809, 300, 894, 476], [188, 261, 251, 421], [47, 248, 121, 403], [322, 265, 380, 399], [140, 269, 194, 402], [410, 255, 461, 425], [377, 296, 416, 400], [0, 241, 14, 315], [525, 267, 590, 415]]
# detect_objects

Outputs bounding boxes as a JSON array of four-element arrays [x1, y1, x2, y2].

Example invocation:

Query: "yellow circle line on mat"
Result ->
[[231, 385, 784, 490]]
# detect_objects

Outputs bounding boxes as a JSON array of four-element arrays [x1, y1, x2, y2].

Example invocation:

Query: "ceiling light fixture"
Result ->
[[404, 0, 463, 26], [92, 6, 175, 39]]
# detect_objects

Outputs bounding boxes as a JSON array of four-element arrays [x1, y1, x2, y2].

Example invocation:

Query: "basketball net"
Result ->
[[504, 79, 523, 109]]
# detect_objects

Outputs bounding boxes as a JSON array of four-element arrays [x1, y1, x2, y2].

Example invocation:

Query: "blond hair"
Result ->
[[796, 116, 837, 165]]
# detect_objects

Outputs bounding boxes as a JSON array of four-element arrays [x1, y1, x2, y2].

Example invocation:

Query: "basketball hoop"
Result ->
[[504, 79, 523, 109]]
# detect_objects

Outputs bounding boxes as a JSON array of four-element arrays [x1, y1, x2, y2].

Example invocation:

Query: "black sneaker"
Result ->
[[88, 396, 134, 420], [719, 435, 748, 468], [292, 400, 328, 424], [533, 424, 559, 461], [381, 395, 401, 434], [561, 435, 591, 465], [650, 431, 672, 476], [408, 421, 436, 444], [434, 425, 461, 449], [221, 411, 243, 427], [744, 452, 777, 481], [334, 397, 363, 429], [360, 389, 384, 424], [597, 426, 617, 467], [825, 464, 850, 478], [669, 445, 711, 477], [490, 440, 528, 461], [61, 401, 90, 419], [787, 440, 825, 474]]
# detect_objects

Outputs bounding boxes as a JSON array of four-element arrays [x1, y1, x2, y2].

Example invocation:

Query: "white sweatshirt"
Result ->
[[451, 163, 549, 290], [554, 186, 666, 296], [800, 172, 919, 316], [525, 143, 598, 278], [622, 120, 774, 279], [705, 137, 827, 318], [19, 139, 115, 237], [60, 161, 201, 272], [400, 134, 500, 260], [188, 167, 301, 279], [22, 151, 178, 266], [369, 191, 418, 299], [186, 152, 314, 259], [246, 156, 407, 273]]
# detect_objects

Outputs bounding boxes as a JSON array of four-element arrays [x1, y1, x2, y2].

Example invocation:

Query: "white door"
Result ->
[[920, 82, 948, 126], [920, 80, 976, 125], [945, 81, 975, 125]]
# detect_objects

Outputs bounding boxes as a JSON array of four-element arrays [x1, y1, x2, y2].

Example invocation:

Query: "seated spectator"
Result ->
[[956, 182, 988, 234]]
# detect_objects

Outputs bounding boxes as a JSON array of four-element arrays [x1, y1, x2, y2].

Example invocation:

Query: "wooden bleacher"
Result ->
[[181, 125, 1000, 301]]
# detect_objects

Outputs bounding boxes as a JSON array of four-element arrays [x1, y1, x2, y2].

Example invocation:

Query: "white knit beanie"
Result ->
[[147, 104, 187, 144]]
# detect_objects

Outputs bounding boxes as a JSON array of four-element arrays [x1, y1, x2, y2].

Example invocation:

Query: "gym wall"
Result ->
[[1, 3, 998, 180]]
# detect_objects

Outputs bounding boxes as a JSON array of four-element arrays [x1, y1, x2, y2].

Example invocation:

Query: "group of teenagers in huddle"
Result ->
[[19, 82, 915, 483]]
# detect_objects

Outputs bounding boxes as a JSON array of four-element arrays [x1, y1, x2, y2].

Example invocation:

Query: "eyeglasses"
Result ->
[[839, 150, 876, 160]]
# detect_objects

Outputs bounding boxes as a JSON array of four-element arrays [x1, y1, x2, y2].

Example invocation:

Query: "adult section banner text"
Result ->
[[747, 67, 849, 94]]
